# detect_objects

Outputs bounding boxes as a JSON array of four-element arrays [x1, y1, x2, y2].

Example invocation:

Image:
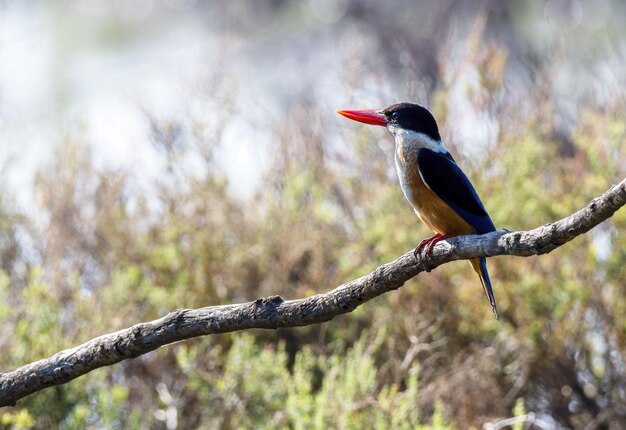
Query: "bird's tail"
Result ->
[[470, 258, 499, 319]]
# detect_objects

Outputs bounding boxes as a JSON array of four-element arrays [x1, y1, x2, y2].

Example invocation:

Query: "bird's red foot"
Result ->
[[413, 234, 441, 259], [413, 234, 455, 260]]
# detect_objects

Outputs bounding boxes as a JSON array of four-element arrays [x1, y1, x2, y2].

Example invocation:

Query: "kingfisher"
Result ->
[[337, 102, 499, 318]]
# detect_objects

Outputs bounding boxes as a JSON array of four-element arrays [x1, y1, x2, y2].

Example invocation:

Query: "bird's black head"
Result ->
[[381, 102, 441, 142], [336, 102, 441, 142]]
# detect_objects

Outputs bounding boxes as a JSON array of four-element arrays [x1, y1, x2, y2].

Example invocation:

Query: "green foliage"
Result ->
[[512, 399, 526, 430], [1, 409, 35, 430], [176, 333, 450, 430]]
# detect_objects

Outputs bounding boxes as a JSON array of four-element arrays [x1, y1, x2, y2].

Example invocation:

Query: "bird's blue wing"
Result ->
[[417, 148, 496, 234]]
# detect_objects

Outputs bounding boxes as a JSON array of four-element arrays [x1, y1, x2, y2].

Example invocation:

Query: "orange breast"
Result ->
[[396, 147, 475, 236]]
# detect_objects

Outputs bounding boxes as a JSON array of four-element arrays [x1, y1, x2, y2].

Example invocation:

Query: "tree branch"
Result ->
[[1, 178, 625, 408]]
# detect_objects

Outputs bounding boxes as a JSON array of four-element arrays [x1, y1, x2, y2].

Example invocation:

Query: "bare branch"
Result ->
[[1, 178, 625, 408]]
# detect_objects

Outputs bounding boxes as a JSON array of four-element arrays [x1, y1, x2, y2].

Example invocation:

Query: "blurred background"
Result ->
[[1, 0, 626, 428]]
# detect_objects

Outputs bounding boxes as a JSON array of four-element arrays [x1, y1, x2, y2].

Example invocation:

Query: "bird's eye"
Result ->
[[391, 111, 399, 120]]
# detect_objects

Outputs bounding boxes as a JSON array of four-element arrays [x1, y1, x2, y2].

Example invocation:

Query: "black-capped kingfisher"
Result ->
[[337, 102, 499, 318]]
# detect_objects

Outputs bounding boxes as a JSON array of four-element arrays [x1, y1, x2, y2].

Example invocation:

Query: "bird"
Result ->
[[336, 102, 499, 318]]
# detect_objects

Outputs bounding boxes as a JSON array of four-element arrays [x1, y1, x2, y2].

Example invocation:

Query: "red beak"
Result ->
[[336, 109, 388, 127]]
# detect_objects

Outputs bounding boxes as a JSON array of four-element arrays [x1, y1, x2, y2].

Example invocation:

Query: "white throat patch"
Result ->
[[387, 124, 447, 153]]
